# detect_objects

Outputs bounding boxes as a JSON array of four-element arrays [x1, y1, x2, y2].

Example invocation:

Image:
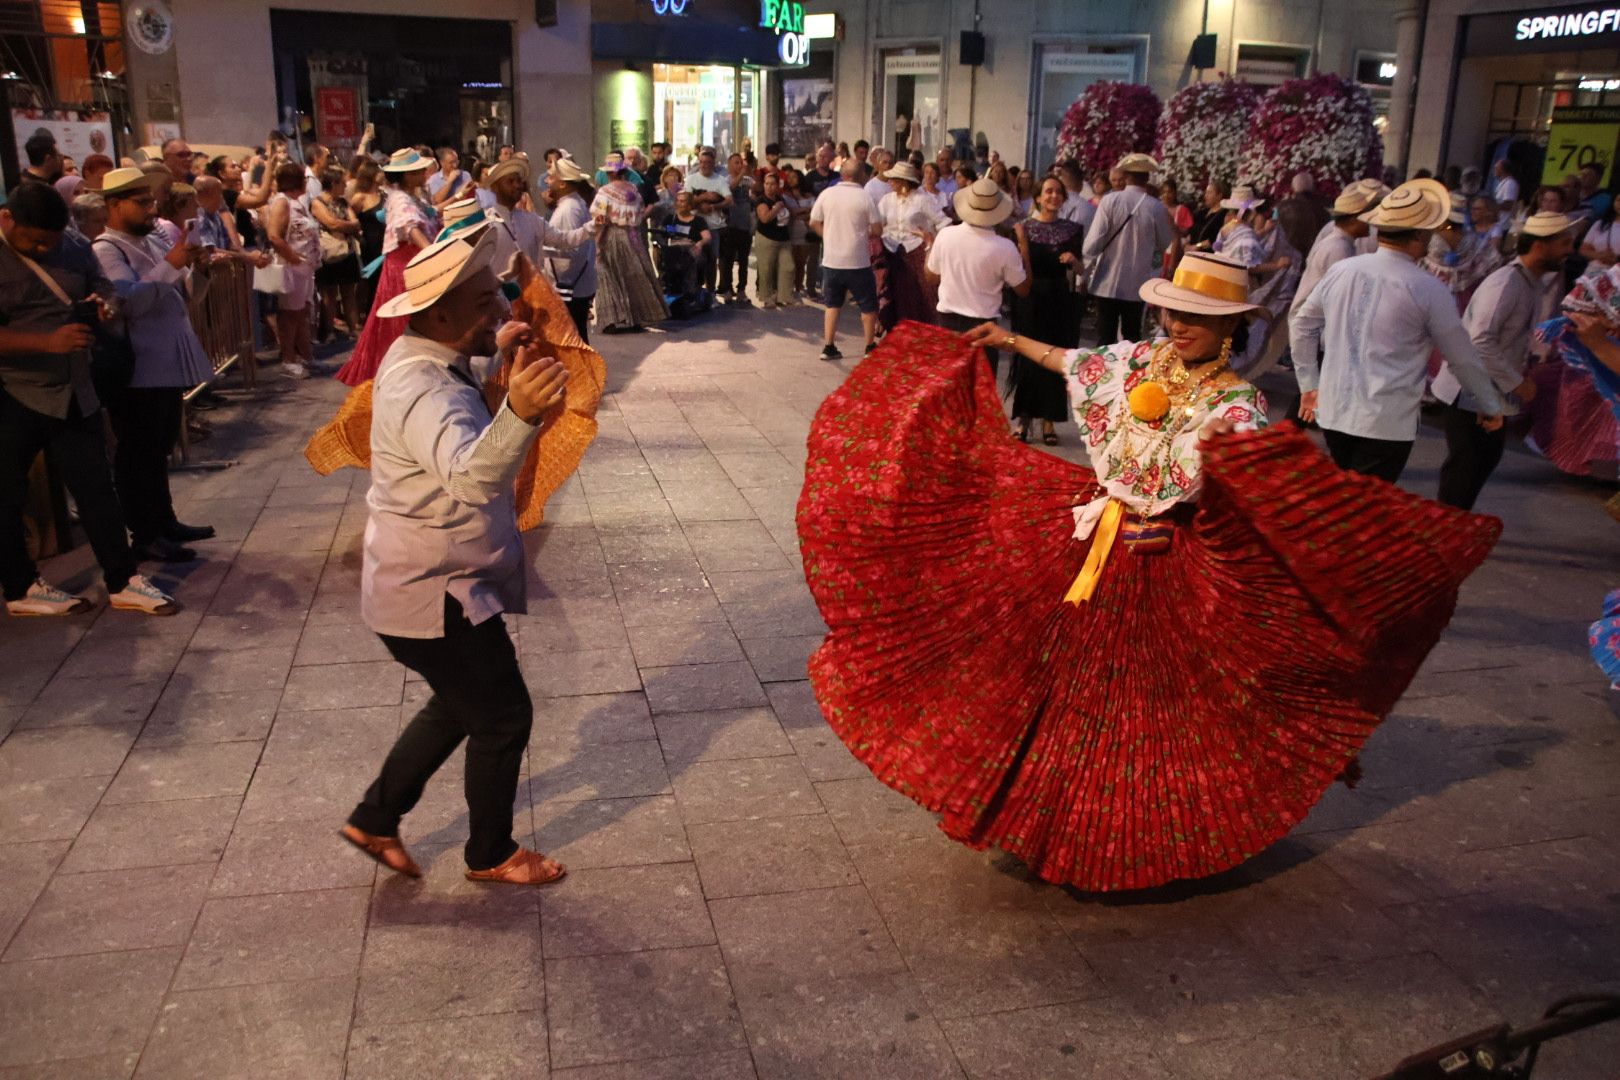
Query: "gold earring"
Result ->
[[1217, 337, 1233, 366]]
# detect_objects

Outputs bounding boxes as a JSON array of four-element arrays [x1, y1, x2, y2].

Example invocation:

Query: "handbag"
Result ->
[[253, 261, 288, 294], [319, 200, 357, 264]]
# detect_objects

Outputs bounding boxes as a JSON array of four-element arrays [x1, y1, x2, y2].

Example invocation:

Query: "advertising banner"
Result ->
[[781, 77, 833, 155], [11, 109, 115, 172]]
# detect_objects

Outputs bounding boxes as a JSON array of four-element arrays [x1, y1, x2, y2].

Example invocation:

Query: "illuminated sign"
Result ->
[[650, 0, 690, 14], [1516, 6, 1620, 39], [761, 0, 809, 65]]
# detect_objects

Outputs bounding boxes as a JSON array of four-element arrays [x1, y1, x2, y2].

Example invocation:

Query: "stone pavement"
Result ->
[[0, 304, 1617, 1079]]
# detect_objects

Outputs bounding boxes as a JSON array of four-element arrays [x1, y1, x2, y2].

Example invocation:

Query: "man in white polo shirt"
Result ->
[[809, 158, 882, 360], [926, 177, 1031, 375]]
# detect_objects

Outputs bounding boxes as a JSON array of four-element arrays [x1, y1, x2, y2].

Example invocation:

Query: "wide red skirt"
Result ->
[[797, 322, 1502, 891], [335, 245, 419, 387], [1527, 357, 1620, 475]]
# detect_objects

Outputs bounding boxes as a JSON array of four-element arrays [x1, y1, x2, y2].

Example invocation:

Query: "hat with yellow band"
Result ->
[[1138, 251, 1259, 317]]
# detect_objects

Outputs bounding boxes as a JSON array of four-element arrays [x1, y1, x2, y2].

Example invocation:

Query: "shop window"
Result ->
[[1030, 42, 1142, 170], [653, 64, 758, 163], [1235, 43, 1312, 87], [878, 48, 941, 158], [780, 49, 834, 156]]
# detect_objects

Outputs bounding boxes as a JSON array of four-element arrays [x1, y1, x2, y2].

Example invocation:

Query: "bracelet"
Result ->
[[1003, 334, 1018, 348], [1038, 345, 1060, 367]]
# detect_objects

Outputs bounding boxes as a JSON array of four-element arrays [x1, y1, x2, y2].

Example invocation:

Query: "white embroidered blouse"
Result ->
[[1064, 340, 1268, 526]]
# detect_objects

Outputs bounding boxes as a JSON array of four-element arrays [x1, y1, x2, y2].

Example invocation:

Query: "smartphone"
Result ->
[[70, 299, 100, 327]]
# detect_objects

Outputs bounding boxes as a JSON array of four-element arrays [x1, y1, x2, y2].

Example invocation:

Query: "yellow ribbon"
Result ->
[[1064, 498, 1124, 605], [1172, 266, 1249, 304]]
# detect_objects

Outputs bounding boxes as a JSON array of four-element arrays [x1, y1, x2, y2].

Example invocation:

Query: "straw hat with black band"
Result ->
[[1520, 210, 1578, 238], [1332, 178, 1390, 217], [883, 161, 921, 186], [1360, 178, 1450, 233], [549, 156, 591, 185], [953, 177, 1014, 227], [377, 221, 496, 318], [486, 157, 531, 187]]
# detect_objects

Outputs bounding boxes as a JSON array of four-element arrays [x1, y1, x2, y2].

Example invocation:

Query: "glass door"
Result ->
[[1030, 42, 1140, 170], [879, 49, 941, 158]]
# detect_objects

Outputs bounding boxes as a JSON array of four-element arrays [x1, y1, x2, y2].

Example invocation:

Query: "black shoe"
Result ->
[[864, 340, 877, 355], [820, 343, 843, 361], [134, 537, 197, 563], [166, 521, 216, 542]]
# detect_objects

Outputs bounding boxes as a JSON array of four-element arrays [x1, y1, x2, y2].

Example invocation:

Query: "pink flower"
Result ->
[[1169, 462, 1191, 490], [1056, 82, 1162, 176], [1224, 405, 1253, 424], [1120, 461, 1139, 485], [1124, 368, 1146, 391], [1077, 356, 1107, 386], [1084, 402, 1109, 429]]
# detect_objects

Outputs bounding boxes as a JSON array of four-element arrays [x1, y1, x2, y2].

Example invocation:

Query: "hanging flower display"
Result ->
[[1154, 78, 1262, 191], [1055, 81, 1162, 177], [1238, 74, 1383, 201]]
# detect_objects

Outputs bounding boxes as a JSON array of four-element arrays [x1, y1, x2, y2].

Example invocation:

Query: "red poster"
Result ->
[[315, 86, 360, 143]]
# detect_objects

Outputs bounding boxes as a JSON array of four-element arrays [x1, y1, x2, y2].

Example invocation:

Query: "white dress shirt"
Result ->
[[363, 331, 541, 638], [1290, 222, 1358, 316], [547, 192, 598, 298], [1432, 260, 1542, 416], [926, 223, 1026, 319], [1493, 175, 1520, 205], [484, 203, 594, 282], [863, 175, 891, 215], [1081, 186, 1175, 300], [1290, 247, 1507, 441]]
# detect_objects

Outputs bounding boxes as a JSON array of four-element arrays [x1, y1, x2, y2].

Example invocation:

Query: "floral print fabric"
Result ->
[[1065, 340, 1266, 518]]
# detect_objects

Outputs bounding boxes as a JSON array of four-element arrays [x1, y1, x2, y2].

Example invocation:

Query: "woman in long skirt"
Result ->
[[590, 160, 669, 332], [1009, 177, 1084, 444], [335, 148, 440, 386], [876, 161, 948, 331]]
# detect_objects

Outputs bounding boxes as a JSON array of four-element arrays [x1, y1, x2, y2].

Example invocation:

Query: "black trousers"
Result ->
[[1323, 427, 1414, 484], [1437, 400, 1507, 511], [938, 310, 1001, 377], [718, 227, 754, 297], [349, 595, 532, 871], [1094, 298, 1143, 346], [0, 392, 136, 600], [106, 386, 182, 545], [566, 296, 592, 345]]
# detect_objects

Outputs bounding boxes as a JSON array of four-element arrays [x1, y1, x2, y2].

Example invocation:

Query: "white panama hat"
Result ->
[[1138, 251, 1260, 317], [953, 177, 1014, 227], [1332, 178, 1390, 216], [381, 148, 431, 174], [376, 222, 497, 319]]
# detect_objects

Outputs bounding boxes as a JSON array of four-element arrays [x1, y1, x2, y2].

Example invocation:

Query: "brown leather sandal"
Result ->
[[339, 824, 423, 878], [464, 847, 567, 886]]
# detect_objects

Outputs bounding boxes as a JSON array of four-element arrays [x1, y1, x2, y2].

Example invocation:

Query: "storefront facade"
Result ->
[[589, 0, 823, 164], [117, 0, 592, 162], [1407, 0, 1620, 179], [808, 0, 1403, 172]]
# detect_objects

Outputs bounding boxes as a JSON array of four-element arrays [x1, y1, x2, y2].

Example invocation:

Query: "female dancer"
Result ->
[[875, 161, 948, 330], [335, 148, 440, 386], [591, 159, 669, 332], [1009, 176, 1083, 445], [797, 251, 1501, 892]]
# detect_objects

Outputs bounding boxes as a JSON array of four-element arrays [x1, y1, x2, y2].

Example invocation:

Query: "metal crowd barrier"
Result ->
[[177, 256, 258, 462]]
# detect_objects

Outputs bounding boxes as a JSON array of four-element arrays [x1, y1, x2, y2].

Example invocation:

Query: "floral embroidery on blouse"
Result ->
[[1066, 340, 1268, 517], [590, 182, 644, 228]]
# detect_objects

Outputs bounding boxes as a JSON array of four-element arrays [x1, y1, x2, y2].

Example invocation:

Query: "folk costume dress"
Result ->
[[336, 186, 440, 386], [797, 320, 1502, 891]]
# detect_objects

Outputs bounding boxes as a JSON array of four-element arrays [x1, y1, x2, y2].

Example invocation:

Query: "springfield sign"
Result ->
[[761, 0, 809, 65], [1516, 6, 1620, 39]]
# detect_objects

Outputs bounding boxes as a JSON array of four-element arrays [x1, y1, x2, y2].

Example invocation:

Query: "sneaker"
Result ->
[[6, 578, 92, 617], [108, 574, 178, 616], [279, 362, 310, 380], [820, 343, 843, 361]]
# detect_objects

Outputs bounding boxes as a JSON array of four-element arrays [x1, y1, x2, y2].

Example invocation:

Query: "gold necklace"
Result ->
[[1130, 341, 1232, 422]]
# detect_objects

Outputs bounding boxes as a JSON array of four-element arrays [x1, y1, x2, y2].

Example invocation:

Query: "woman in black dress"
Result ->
[[1189, 179, 1231, 252], [1009, 177, 1084, 444], [348, 160, 387, 318]]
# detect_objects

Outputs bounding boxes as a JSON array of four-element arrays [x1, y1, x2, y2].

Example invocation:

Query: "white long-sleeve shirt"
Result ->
[[1082, 186, 1174, 300], [1059, 191, 1095, 230], [1290, 247, 1507, 441], [1432, 260, 1542, 416], [1290, 222, 1358, 317]]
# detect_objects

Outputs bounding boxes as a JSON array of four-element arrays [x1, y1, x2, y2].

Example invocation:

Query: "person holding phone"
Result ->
[[0, 182, 176, 616]]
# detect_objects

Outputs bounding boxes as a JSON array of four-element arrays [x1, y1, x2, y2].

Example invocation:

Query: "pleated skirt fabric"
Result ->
[[797, 321, 1501, 891]]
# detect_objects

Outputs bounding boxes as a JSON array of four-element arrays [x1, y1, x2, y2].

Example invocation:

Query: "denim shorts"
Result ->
[[821, 266, 878, 313]]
